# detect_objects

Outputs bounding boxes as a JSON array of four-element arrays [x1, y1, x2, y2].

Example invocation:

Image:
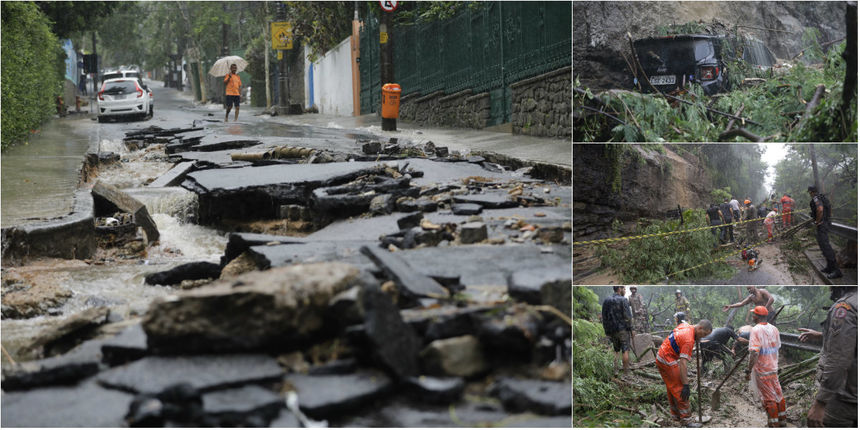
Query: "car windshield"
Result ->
[[636, 39, 715, 71], [104, 81, 137, 94]]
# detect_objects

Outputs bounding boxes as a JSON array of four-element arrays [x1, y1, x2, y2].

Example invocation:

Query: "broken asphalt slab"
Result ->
[[360, 245, 449, 299], [284, 370, 394, 419], [1, 378, 134, 427], [96, 354, 283, 394]]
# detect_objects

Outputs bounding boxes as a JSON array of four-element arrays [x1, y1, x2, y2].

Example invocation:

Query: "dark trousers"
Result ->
[[721, 222, 734, 243], [710, 221, 722, 247], [816, 223, 839, 272]]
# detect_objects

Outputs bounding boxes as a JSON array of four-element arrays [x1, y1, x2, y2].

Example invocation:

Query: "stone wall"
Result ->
[[510, 66, 571, 139], [399, 89, 490, 130]]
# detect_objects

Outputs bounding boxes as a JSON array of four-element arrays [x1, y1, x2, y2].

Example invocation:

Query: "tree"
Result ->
[[285, 2, 355, 61], [36, 1, 117, 38]]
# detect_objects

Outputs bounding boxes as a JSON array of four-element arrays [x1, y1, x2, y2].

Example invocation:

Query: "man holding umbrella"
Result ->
[[224, 63, 242, 122]]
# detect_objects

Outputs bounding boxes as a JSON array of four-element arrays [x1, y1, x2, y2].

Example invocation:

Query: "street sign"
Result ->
[[271, 22, 293, 50], [379, 0, 398, 12], [380, 31, 388, 44]]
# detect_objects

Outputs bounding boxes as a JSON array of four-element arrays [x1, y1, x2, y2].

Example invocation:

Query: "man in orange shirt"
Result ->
[[779, 193, 794, 228], [747, 305, 785, 427], [656, 318, 713, 427], [224, 63, 242, 122]]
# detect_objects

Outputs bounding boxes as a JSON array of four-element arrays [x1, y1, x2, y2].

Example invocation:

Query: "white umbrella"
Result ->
[[208, 55, 248, 76]]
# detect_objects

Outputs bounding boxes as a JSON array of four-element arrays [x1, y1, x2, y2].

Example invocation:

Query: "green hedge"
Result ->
[[1, 2, 64, 150]]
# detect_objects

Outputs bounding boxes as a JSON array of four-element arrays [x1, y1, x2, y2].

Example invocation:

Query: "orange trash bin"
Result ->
[[381, 83, 401, 119]]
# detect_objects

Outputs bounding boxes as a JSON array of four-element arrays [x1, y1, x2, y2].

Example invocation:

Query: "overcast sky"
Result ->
[[761, 143, 788, 191]]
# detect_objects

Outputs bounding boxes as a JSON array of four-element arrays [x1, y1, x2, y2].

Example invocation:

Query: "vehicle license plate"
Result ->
[[650, 75, 676, 85], [113, 94, 126, 100]]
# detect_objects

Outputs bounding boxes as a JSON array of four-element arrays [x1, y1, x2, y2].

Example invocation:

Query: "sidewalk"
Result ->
[[268, 112, 572, 169]]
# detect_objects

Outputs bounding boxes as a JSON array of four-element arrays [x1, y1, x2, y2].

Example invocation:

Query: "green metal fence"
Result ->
[[360, 1, 571, 125]]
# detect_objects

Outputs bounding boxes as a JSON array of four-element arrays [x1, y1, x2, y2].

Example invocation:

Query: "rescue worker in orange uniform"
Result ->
[[746, 305, 786, 427], [779, 193, 795, 228], [656, 319, 713, 427]]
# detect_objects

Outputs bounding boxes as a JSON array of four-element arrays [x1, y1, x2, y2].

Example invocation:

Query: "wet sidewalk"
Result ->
[[173, 87, 571, 169]]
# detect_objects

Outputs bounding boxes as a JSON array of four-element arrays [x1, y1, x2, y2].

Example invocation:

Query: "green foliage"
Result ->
[[596, 209, 735, 283], [573, 286, 602, 320], [36, 1, 117, 38], [286, 1, 354, 62], [575, 29, 857, 142], [710, 186, 732, 203], [773, 144, 857, 224], [799, 28, 825, 64], [1, 1, 64, 150], [393, 1, 487, 24]]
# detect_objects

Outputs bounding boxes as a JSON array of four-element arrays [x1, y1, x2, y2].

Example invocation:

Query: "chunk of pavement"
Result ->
[[142, 262, 361, 354], [401, 305, 491, 342], [147, 161, 195, 188], [308, 358, 358, 375], [219, 251, 259, 279], [144, 261, 222, 286], [0, 379, 134, 427], [402, 227, 445, 249], [507, 266, 573, 315], [452, 193, 518, 209], [477, 308, 542, 355], [360, 284, 422, 379], [126, 382, 206, 427], [202, 385, 283, 426], [327, 286, 364, 327], [285, 370, 393, 419], [269, 410, 301, 427], [361, 140, 382, 154], [0, 353, 101, 391], [20, 306, 111, 359], [91, 180, 159, 242], [419, 335, 488, 378], [633, 333, 656, 363], [397, 212, 423, 230], [405, 375, 465, 404], [490, 378, 572, 416], [101, 323, 148, 366], [360, 245, 448, 299], [369, 194, 394, 215], [466, 155, 485, 163], [434, 146, 449, 157], [97, 354, 283, 394], [459, 222, 488, 244], [451, 203, 482, 215], [537, 226, 565, 243]]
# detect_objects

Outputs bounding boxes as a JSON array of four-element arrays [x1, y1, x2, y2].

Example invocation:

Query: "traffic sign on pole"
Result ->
[[379, 0, 398, 12], [271, 22, 293, 50]]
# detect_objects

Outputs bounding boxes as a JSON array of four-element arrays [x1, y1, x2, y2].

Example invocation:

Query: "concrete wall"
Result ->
[[304, 37, 354, 116]]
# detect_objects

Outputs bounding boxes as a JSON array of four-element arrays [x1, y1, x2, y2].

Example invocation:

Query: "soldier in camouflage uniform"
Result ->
[[675, 290, 692, 322], [799, 286, 857, 427], [628, 286, 649, 334]]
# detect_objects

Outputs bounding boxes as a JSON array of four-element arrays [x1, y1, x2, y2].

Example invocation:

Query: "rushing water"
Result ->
[[1, 115, 93, 227]]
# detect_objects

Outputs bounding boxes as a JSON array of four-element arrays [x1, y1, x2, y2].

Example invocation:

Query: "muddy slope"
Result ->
[[574, 1, 847, 89], [573, 145, 712, 238]]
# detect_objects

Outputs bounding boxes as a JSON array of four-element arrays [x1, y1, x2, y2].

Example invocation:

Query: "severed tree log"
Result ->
[[719, 127, 764, 142], [724, 103, 745, 133], [795, 84, 827, 136]]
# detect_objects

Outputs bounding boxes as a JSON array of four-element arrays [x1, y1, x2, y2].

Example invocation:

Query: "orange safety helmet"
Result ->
[[744, 199, 751, 205], [750, 305, 769, 316]]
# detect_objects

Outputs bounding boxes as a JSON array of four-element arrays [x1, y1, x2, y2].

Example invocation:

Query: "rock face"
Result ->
[[574, 1, 847, 90], [573, 144, 713, 239], [142, 263, 362, 354]]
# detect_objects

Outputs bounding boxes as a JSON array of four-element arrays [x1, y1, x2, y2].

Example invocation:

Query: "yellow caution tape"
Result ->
[[573, 208, 804, 247]]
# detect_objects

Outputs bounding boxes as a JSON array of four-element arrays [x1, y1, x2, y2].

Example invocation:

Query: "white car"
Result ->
[[97, 78, 153, 122]]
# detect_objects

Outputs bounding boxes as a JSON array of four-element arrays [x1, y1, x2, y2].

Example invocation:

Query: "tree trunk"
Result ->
[[810, 144, 820, 191], [264, 2, 271, 109], [842, 2, 857, 113]]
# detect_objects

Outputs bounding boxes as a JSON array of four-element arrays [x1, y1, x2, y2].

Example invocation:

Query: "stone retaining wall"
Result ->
[[510, 66, 571, 139], [399, 90, 491, 130]]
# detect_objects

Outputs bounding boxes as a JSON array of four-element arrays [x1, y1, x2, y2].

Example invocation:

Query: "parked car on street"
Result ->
[[632, 34, 776, 95], [97, 78, 153, 122]]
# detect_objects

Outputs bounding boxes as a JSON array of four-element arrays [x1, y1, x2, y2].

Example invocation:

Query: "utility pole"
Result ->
[[277, 2, 288, 114], [91, 32, 98, 98], [379, 3, 396, 130], [264, 1, 272, 109]]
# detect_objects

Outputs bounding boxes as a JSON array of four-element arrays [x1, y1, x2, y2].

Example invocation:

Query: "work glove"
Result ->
[[681, 384, 690, 401]]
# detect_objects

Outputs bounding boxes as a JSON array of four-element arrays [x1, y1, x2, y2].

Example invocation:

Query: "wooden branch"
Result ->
[[618, 405, 648, 418], [719, 127, 764, 142], [627, 32, 668, 98], [662, 93, 763, 126], [795, 84, 827, 136], [724, 103, 745, 133], [633, 370, 662, 380], [580, 105, 629, 126], [791, 37, 846, 60]]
